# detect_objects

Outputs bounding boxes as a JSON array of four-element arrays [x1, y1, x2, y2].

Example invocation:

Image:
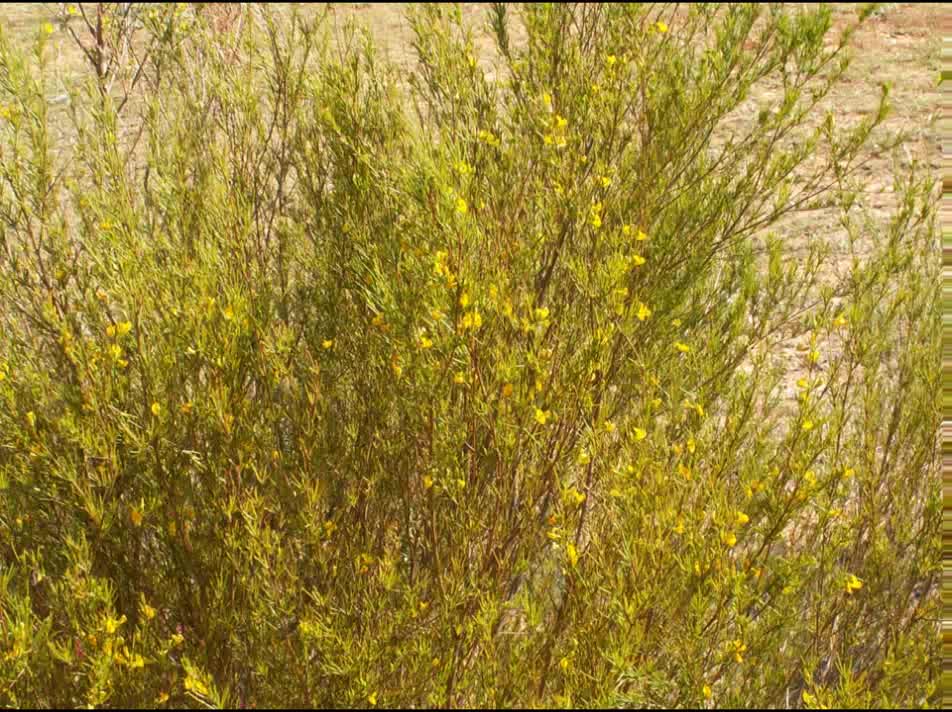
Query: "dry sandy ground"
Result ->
[[3, 4, 938, 148], [3, 3, 937, 192], [0, 3, 941, 404]]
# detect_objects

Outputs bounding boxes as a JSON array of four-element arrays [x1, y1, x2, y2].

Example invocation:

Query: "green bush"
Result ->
[[0, 3, 939, 708]]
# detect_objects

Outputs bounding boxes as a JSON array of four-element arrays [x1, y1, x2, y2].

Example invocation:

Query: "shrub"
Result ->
[[0, 3, 939, 708]]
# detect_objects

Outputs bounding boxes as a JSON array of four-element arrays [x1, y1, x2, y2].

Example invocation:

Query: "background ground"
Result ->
[[0, 2, 941, 406]]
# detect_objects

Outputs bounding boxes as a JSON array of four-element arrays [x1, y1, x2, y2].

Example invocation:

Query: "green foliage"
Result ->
[[0, 3, 938, 708]]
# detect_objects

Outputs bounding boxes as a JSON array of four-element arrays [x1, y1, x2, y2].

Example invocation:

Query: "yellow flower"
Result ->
[[560, 656, 570, 670], [735, 512, 750, 526], [833, 315, 847, 328], [845, 573, 863, 594], [803, 691, 817, 706], [106, 324, 116, 337], [636, 303, 651, 321], [678, 463, 692, 480], [103, 614, 127, 635], [456, 197, 468, 214], [534, 408, 550, 425], [631, 254, 646, 267], [636, 229, 648, 241], [110, 344, 123, 360], [141, 599, 156, 621], [604, 420, 616, 433], [117, 321, 132, 336], [656, 21, 669, 33], [184, 675, 209, 697], [418, 335, 433, 349], [454, 372, 466, 384], [605, 54, 617, 67], [502, 383, 514, 398], [42, 22, 54, 35], [703, 684, 712, 700], [722, 531, 737, 548], [459, 292, 471, 308], [566, 543, 579, 567], [802, 420, 814, 432], [600, 176, 612, 188], [130, 507, 143, 527], [542, 91, 552, 107], [156, 692, 170, 704], [534, 306, 550, 321], [422, 475, 434, 490], [673, 517, 685, 535], [322, 339, 334, 350], [622, 224, 632, 236], [180, 402, 193, 415], [674, 341, 691, 353], [367, 692, 378, 706], [842, 466, 855, 479], [150, 402, 161, 416], [633, 427, 647, 441], [687, 437, 696, 454]]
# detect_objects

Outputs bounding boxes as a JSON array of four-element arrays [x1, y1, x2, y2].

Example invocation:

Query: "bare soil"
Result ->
[[1, 3, 940, 406]]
